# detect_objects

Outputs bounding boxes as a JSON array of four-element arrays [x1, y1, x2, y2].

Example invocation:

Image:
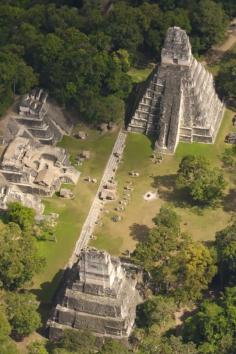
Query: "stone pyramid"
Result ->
[[48, 248, 141, 339], [128, 27, 225, 153]]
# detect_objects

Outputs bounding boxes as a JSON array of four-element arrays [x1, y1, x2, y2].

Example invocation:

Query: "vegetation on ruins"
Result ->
[[0, 0, 233, 122], [177, 155, 227, 206]]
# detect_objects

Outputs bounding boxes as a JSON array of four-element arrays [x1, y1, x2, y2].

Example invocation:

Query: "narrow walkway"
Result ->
[[69, 129, 127, 266]]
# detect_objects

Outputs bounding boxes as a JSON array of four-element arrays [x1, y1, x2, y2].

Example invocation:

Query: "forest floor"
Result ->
[[91, 110, 235, 256]]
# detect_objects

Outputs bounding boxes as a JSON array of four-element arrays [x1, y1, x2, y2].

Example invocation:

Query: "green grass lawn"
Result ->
[[31, 127, 118, 304], [91, 110, 235, 255], [128, 67, 153, 83]]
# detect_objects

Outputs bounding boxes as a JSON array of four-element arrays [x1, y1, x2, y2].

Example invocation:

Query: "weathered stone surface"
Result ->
[[48, 248, 141, 339], [0, 137, 80, 197], [128, 27, 225, 153], [0, 173, 44, 215]]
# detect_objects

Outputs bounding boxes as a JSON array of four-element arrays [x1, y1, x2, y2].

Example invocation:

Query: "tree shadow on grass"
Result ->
[[223, 188, 236, 213], [151, 174, 192, 208], [129, 223, 151, 242]]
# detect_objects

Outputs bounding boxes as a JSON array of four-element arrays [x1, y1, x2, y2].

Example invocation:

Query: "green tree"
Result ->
[[138, 335, 197, 354], [98, 338, 129, 354], [133, 207, 216, 302], [54, 329, 97, 354], [191, 0, 228, 52], [0, 299, 19, 354], [179, 243, 217, 302], [216, 57, 236, 103], [221, 147, 236, 168], [0, 221, 45, 290], [215, 221, 236, 287], [7, 202, 36, 232], [6, 292, 41, 339], [177, 155, 226, 206], [93, 95, 125, 123], [183, 287, 236, 353], [139, 295, 176, 328], [105, 2, 144, 53], [27, 340, 48, 354]]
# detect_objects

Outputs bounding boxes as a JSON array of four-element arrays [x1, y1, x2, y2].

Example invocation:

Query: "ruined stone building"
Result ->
[[3, 88, 72, 146], [0, 173, 44, 215], [0, 137, 80, 197], [49, 248, 141, 339], [128, 27, 225, 153]]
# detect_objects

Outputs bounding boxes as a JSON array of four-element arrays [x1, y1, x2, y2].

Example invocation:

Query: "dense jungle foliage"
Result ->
[[0, 0, 235, 121]]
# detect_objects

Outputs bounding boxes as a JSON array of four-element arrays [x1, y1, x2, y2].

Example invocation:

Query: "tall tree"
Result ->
[[6, 292, 41, 339], [7, 202, 36, 232], [133, 207, 216, 303], [215, 221, 236, 287], [0, 221, 45, 290], [177, 155, 226, 206]]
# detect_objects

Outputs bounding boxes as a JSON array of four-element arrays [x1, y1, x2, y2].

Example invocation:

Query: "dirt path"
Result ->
[[207, 25, 236, 65]]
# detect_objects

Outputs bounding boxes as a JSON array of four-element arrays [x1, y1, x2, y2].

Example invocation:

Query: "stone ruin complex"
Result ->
[[0, 136, 80, 198], [3, 88, 72, 146], [128, 27, 225, 153], [48, 248, 141, 339]]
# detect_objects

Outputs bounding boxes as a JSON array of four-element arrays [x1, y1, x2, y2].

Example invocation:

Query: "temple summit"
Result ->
[[128, 26, 225, 153]]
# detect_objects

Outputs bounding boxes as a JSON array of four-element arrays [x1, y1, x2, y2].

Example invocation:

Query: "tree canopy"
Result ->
[[0, 0, 230, 121], [215, 221, 236, 287], [0, 221, 45, 290], [6, 292, 41, 339], [132, 206, 216, 303], [177, 155, 226, 206], [183, 287, 236, 353]]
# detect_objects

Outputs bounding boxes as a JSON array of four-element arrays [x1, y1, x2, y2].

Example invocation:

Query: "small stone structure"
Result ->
[[128, 27, 225, 154], [0, 137, 80, 196], [59, 188, 74, 199], [48, 248, 141, 339], [75, 131, 87, 140], [225, 132, 236, 144], [80, 150, 90, 159], [100, 181, 117, 200]]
